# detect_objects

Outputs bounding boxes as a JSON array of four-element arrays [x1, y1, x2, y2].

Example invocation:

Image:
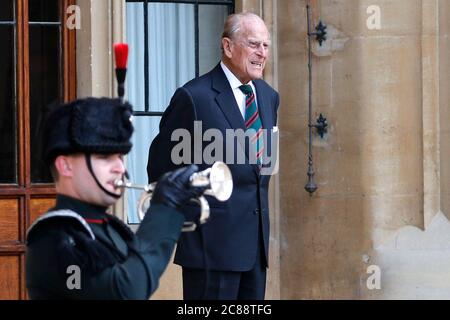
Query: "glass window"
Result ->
[[199, 5, 229, 75], [125, 116, 161, 223], [127, 2, 196, 113], [29, 1, 62, 183], [125, 0, 234, 223]]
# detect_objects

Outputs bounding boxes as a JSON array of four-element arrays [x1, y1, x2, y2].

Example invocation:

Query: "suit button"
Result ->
[[254, 209, 260, 215]]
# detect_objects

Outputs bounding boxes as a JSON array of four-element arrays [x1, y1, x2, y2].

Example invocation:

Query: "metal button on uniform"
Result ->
[[254, 208, 260, 215]]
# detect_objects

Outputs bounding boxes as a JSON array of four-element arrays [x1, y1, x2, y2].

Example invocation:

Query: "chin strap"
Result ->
[[85, 153, 121, 199]]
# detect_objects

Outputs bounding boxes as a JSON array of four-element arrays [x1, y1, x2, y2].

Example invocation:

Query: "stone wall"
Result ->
[[76, 0, 450, 299], [277, 0, 450, 299]]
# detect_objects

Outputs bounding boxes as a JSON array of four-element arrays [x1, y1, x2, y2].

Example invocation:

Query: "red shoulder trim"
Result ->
[[85, 218, 106, 224]]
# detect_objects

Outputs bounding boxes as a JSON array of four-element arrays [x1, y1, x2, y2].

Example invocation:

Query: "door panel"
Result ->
[[30, 198, 55, 225], [0, 199, 19, 242], [0, 256, 21, 300]]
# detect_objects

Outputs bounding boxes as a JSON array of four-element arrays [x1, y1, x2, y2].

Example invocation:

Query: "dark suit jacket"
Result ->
[[147, 63, 279, 272]]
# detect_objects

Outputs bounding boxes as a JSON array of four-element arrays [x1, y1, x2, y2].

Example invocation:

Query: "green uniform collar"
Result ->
[[54, 194, 109, 221]]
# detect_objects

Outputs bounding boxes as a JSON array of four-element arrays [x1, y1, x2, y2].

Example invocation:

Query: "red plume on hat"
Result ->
[[114, 43, 129, 99]]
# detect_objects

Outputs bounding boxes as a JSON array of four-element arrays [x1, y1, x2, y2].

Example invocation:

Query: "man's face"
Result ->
[[223, 17, 270, 84], [68, 153, 126, 207]]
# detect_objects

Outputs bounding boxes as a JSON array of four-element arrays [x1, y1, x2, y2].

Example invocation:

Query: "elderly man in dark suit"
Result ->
[[147, 12, 279, 300]]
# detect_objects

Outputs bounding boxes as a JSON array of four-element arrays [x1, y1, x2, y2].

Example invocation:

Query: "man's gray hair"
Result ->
[[221, 12, 263, 40]]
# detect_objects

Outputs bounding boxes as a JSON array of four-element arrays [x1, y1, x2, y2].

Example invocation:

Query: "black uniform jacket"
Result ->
[[26, 194, 185, 299]]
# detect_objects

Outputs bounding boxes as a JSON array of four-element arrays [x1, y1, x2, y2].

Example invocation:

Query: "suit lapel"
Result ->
[[212, 65, 246, 131], [211, 64, 270, 176]]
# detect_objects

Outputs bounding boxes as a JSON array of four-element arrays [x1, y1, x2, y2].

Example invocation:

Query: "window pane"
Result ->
[[126, 3, 144, 110], [126, 2, 195, 112], [0, 26, 16, 183], [0, 0, 14, 21], [199, 5, 228, 75], [29, 25, 61, 183], [29, 0, 59, 22], [126, 116, 162, 224]]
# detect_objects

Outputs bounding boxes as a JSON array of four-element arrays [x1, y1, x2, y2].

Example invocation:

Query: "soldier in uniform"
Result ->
[[26, 97, 204, 299]]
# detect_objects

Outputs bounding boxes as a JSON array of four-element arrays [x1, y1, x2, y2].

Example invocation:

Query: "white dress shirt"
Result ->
[[220, 61, 258, 120]]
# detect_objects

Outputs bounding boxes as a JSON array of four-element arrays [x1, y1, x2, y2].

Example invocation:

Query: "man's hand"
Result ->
[[150, 165, 206, 210]]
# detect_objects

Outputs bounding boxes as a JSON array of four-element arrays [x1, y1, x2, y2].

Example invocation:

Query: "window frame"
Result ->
[[0, 0, 76, 299], [125, 0, 234, 117], [18, 0, 76, 189]]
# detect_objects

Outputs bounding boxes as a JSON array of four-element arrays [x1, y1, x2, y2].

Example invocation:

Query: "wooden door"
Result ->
[[0, 0, 76, 299]]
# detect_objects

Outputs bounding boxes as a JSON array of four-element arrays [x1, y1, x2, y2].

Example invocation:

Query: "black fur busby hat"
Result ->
[[42, 97, 134, 165]]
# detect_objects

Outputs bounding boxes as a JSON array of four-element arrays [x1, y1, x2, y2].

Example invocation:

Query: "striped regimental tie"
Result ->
[[239, 84, 264, 166]]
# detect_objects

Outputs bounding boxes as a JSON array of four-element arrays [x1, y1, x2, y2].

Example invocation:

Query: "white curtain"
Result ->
[[125, 3, 195, 223]]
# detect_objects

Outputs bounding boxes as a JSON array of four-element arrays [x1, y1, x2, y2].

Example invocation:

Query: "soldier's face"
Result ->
[[70, 153, 126, 207]]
